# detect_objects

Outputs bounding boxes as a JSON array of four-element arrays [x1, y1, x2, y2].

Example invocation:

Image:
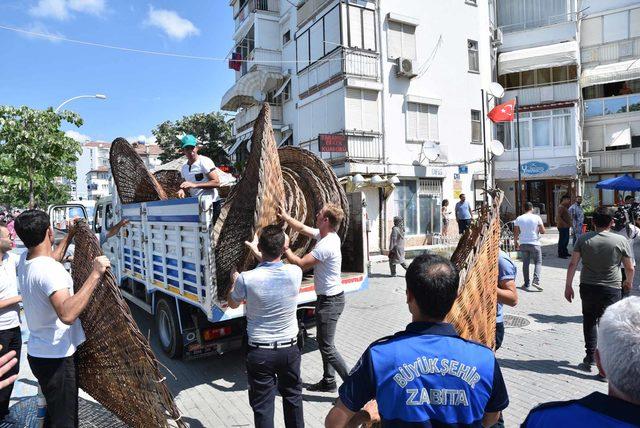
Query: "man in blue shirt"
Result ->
[[325, 253, 509, 427], [228, 225, 304, 428], [522, 297, 640, 427], [455, 194, 473, 235], [496, 251, 518, 351]]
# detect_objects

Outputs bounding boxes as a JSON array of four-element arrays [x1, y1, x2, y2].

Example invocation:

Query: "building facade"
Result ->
[[580, 0, 640, 206], [222, 0, 495, 252]]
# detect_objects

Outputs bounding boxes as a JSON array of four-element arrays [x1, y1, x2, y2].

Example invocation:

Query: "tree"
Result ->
[[0, 106, 83, 208], [152, 112, 232, 164]]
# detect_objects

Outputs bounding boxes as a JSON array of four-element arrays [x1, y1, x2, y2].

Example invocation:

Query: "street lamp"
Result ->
[[55, 94, 107, 113]]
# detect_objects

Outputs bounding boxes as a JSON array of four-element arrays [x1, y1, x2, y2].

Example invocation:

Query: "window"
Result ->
[[387, 20, 416, 60], [346, 89, 380, 132], [406, 102, 438, 142], [395, 180, 417, 234], [295, 5, 340, 71], [282, 81, 291, 102], [497, 0, 573, 33], [394, 179, 443, 235], [282, 30, 291, 46], [468, 40, 479, 72], [502, 108, 573, 149], [499, 65, 578, 89], [496, 122, 512, 150], [471, 110, 482, 143]]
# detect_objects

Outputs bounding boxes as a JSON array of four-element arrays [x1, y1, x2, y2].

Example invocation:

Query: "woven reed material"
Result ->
[[70, 222, 184, 428], [212, 103, 285, 299], [447, 191, 503, 349], [153, 170, 184, 199], [110, 137, 168, 204]]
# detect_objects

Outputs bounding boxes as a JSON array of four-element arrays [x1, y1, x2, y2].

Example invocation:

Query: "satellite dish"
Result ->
[[424, 147, 440, 162], [253, 90, 266, 102], [489, 140, 505, 157], [488, 82, 505, 98]]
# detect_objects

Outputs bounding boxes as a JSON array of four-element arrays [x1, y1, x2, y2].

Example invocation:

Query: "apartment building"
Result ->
[[580, 0, 640, 206], [493, 0, 582, 225], [222, 0, 495, 252]]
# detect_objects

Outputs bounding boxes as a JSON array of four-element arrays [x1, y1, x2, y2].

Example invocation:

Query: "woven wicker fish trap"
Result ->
[[446, 190, 503, 349], [212, 103, 285, 299], [70, 221, 184, 428], [153, 170, 184, 199], [110, 137, 168, 204]]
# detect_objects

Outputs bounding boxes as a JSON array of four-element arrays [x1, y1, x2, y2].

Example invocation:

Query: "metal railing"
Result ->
[[584, 94, 640, 119], [342, 48, 379, 79], [498, 11, 576, 34], [300, 133, 383, 164], [235, 0, 279, 29], [581, 37, 640, 65]]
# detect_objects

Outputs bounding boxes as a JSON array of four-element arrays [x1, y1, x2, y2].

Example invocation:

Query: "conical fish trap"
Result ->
[[153, 170, 184, 200], [110, 137, 168, 204], [447, 191, 503, 349], [71, 222, 184, 428]]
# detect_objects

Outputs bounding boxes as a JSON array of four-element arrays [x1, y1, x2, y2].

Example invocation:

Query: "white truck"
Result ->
[[53, 192, 369, 359]]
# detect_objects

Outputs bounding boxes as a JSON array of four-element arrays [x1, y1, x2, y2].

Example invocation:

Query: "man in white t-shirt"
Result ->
[[280, 203, 348, 393], [15, 210, 110, 427], [614, 220, 639, 297], [0, 225, 22, 420], [514, 202, 546, 290]]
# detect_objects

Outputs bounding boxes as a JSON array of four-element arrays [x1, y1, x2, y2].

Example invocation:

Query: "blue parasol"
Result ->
[[595, 174, 640, 191]]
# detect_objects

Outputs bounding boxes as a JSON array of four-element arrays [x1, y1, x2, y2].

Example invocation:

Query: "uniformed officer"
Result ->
[[522, 297, 640, 427], [325, 253, 509, 427]]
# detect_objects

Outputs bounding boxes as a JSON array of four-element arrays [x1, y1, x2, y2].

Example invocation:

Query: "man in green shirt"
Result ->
[[564, 207, 635, 372]]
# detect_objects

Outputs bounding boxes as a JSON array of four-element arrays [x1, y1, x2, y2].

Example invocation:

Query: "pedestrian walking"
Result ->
[[325, 253, 509, 427], [14, 210, 110, 427], [388, 216, 407, 277], [613, 219, 639, 298], [514, 202, 545, 290], [455, 194, 472, 235], [0, 225, 22, 421], [280, 203, 349, 392], [556, 194, 572, 258], [522, 297, 640, 427], [441, 199, 450, 236], [228, 225, 304, 428], [568, 196, 584, 245], [564, 207, 634, 372]]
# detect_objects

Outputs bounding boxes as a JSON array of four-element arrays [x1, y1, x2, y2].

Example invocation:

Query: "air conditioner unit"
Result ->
[[395, 57, 417, 78], [491, 27, 503, 47], [582, 157, 593, 176]]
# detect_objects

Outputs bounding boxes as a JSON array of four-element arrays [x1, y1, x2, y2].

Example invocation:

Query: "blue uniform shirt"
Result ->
[[497, 251, 517, 324], [522, 392, 640, 427], [339, 322, 509, 427]]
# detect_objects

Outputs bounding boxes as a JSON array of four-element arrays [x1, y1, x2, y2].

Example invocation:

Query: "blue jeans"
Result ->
[[558, 227, 570, 257], [520, 244, 542, 287]]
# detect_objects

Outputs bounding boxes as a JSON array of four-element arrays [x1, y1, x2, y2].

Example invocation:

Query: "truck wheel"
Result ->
[[155, 298, 184, 359]]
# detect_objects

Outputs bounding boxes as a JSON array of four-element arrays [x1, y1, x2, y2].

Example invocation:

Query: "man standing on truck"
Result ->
[[14, 210, 110, 427], [177, 134, 222, 219], [227, 225, 304, 428], [280, 203, 349, 393]]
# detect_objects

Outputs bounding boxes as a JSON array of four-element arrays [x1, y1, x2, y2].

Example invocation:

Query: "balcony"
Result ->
[[298, 48, 380, 97], [301, 133, 383, 164], [297, 0, 335, 29], [221, 68, 284, 111], [582, 37, 640, 67], [503, 82, 578, 106], [235, 0, 279, 30], [234, 104, 283, 133], [584, 94, 640, 119], [588, 148, 640, 173]]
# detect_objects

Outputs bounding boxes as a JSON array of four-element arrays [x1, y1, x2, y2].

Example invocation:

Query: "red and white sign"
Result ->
[[318, 134, 348, 153]]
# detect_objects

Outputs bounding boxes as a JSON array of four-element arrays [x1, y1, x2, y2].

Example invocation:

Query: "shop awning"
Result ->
[[498, 41, 578, 76], [220, 69, 284, 111], [580, 59, 640, 88]]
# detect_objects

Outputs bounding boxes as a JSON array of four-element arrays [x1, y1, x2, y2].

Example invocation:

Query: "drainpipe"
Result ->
[[376, 0, 388, 252]]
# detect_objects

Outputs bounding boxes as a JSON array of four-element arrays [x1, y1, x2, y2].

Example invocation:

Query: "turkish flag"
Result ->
[[487, 99, 516, 123]]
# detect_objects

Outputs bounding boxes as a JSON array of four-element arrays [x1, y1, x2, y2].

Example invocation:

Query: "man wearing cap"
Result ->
[[177, 134, 222, 216]]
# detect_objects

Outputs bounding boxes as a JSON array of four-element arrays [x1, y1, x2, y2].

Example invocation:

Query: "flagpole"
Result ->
[[481, 89, 488, 204], [515, 95, 522, 216]]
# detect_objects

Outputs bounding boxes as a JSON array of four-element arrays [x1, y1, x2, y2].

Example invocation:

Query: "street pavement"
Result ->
[[7, 229, 639, 427]]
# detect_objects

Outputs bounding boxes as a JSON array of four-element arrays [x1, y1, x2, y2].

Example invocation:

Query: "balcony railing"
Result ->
[[234, 104, 282, 133], [581, 37, 640, 66], [503, 82, 578, 106], [584, 94, 640, 119], [499, 11, 576, 34], [301, 133, 383, 164], [588, 148, 640, 172], [237, 48, 282, 77], [235, 0, 279, 30]]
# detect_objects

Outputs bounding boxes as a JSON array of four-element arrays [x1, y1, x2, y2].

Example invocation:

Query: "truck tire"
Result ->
[[155, 298, 184, 359]]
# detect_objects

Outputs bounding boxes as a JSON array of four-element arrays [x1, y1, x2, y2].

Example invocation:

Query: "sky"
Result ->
[[0, 0, 234, 144]]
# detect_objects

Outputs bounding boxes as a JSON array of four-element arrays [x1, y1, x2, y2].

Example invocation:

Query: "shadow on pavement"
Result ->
[[528, 313, 582, 324], [497, 358, 599, 381], [301, 393, 338, 404]]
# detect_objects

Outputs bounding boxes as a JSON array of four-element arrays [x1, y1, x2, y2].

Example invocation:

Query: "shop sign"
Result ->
[[318, 134, 347, 152], [520, 161, 549, 175], [458, 165, 468, 174], [427, 167, 445, 177]]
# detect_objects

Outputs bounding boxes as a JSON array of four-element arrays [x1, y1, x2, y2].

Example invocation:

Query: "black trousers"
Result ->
[[316, 293, 349, 383], [558, 227, 570, 257], [246, 345, 304, 428], [457, 219, 471, 235], [579, 284, 621, 361], [495, 322, 505, 351], [28, 354, 79, 428], [389, 261, 408, 276], [0, 327, 21, 419]]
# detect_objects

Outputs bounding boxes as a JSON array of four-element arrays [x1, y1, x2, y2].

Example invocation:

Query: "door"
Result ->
[[101, 202, 121, 284], [550, 181, 571, 226], [363, 188, 380, 252]]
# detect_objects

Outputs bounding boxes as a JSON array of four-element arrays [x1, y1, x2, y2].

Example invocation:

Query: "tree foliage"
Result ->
[[152, 112, 232, 164], [0, 106, 83, 208]]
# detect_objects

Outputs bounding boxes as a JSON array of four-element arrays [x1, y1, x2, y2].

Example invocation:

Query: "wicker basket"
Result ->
[[110, 138, 168, 204], [153, 170, 184, 199], [70, 222, 184, 428]]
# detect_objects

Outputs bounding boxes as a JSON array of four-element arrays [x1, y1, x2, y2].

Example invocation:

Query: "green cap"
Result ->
[[181, 134, 197, 148]]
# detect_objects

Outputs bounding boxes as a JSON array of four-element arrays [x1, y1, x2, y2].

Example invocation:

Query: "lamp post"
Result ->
[[55, 94, 107, 113], [481, 82, 505, 203]]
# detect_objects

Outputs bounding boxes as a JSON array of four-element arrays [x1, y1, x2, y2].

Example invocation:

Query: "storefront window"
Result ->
[[395, 179, 443, 236], [395, 180, 417, 234], [419, 195, 441, 235]]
